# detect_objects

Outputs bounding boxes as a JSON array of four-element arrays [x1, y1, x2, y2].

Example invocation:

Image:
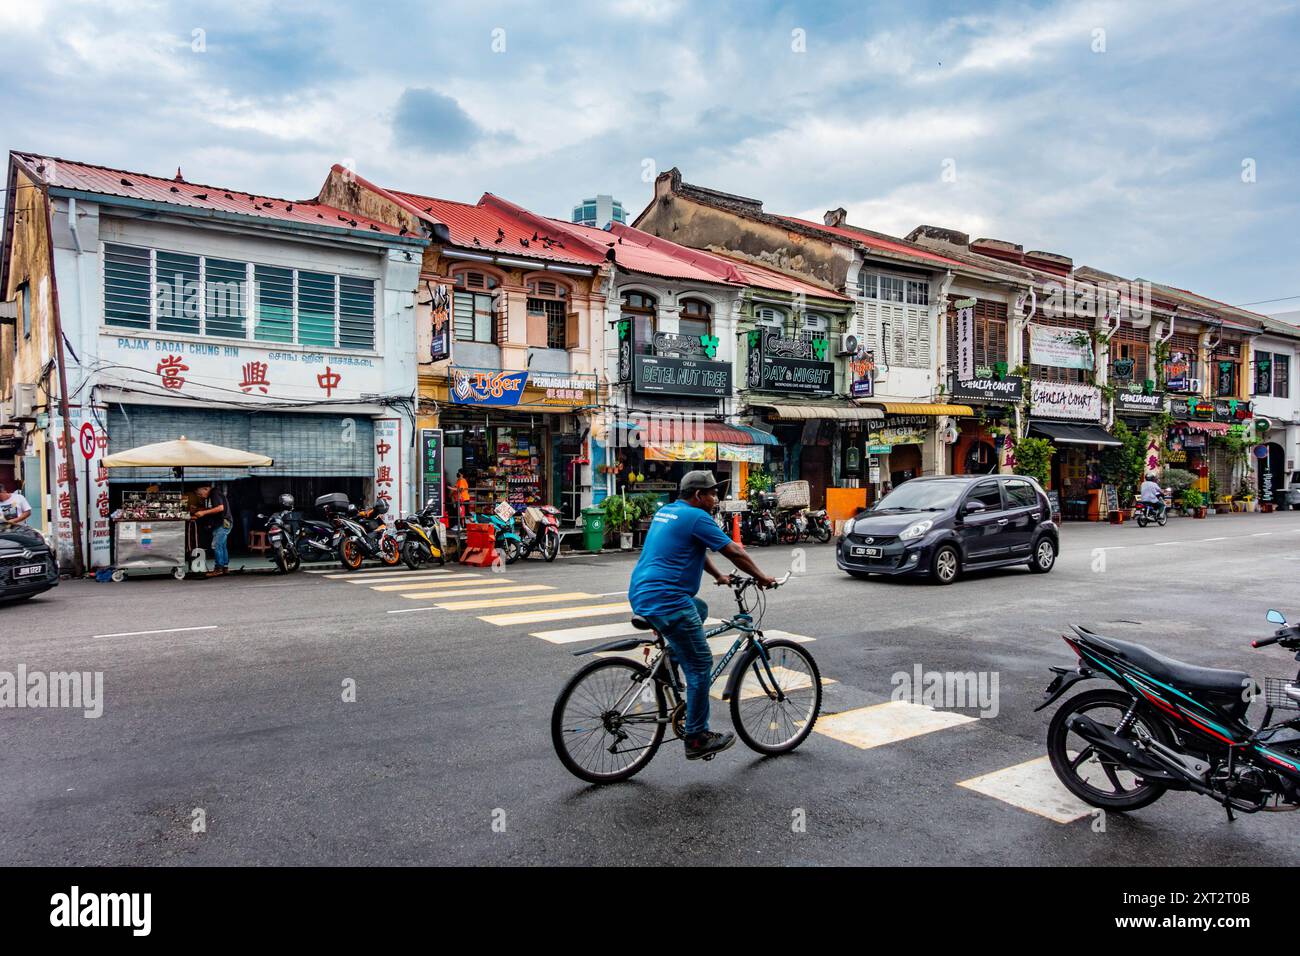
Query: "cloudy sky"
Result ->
[[2, 0, 1297, 311]]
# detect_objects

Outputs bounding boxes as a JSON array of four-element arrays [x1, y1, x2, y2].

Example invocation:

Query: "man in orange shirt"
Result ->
[[455, 470, 470, 528]]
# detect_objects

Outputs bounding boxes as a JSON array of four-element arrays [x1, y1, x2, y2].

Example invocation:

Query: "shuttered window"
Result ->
[[339, 276, 375, 350], [859, 270, 931, 369], [104, 243, 152, 329], [255, 265, 294, 344], [102, 242, 376, 349], [297, 271, 336, 348], [1109, 325, 1149, 386], [204, 258, 248, 339], [154, 251, 200, 335], [454, 291, 495, 343]]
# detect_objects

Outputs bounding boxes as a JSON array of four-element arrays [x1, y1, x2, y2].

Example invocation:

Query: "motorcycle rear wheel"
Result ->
[[274, 544, 300, 573], [813, 523, 831, 544], [401, 539, 425, 570], [378, 536, 402, 566], [1047, 688, 1171, 811], [1136, 513, 1149, 527], [500, 538, 521, 565]]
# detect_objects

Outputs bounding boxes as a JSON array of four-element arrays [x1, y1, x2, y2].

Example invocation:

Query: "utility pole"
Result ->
[[41, 181, 84, 577]]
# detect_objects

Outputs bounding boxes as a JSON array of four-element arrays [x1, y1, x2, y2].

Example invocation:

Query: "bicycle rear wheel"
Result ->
[[552, 658, 666, 784], [729, 638, 822, 754]]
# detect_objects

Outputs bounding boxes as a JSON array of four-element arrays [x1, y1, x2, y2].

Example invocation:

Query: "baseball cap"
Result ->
[[679, 470, 727, 494]]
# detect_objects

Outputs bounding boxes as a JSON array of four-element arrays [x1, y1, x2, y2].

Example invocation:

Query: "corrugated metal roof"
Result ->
[[387, 189, 606, 266], [15, 152, 416, 240]]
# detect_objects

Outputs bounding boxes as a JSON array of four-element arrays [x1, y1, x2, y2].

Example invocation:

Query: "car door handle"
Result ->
[[1031, 513, 1041, 520], [997, 518, 1008, 525]]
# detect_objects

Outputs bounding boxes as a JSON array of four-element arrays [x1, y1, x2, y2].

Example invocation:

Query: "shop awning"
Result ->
[[1176, 421, 1232, 435], [752, 403, 883, 421], [872, 402, 976, 416], [1027, 421, 1122, 447], [614, 420, 778, 445]]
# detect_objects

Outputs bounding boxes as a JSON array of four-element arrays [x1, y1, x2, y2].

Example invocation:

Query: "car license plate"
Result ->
[[851, 546, 882, 558], [14, 563, 44, 578]]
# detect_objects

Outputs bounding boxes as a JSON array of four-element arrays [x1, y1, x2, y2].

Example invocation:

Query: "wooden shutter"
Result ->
[[565, 311, 581, 350]]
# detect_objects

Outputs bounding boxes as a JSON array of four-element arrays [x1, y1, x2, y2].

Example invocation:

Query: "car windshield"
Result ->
[[872, 482, 964, 513]]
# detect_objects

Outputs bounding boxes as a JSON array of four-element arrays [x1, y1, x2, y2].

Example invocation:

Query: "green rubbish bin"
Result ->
[[582, 506, 606, 553]]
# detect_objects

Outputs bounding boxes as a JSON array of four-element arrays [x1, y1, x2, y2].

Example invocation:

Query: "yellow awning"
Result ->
[[877, 403, 975, 416]]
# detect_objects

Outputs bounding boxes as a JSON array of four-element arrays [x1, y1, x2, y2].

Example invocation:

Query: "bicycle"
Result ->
[[551, 572, 822, 784]]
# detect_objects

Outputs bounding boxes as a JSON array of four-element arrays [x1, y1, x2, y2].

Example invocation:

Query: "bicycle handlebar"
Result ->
[[721, 572, 790, 590]]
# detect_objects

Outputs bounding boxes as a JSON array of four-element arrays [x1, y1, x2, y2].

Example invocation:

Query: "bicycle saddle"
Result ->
[[631, 617, 653, 631]]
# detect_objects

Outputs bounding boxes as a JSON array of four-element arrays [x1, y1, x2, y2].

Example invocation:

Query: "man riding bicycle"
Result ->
[[628, 470, 778, 761]]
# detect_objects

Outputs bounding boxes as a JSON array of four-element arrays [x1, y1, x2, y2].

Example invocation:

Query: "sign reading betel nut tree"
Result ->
[[1030, 381, 1102, 421]]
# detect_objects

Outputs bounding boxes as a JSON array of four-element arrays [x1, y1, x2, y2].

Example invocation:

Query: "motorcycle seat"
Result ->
[[1073, 627, 1249, 695]]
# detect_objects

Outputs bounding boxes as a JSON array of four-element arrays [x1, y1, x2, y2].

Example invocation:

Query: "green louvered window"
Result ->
[[255, 265, 294, 344]]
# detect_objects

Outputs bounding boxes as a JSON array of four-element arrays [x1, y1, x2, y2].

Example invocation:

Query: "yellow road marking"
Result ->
[[436, 591, 595, 610], [480, 602, 633, 626], [371, 577, 500, 592], [399, 584, 555, 600]]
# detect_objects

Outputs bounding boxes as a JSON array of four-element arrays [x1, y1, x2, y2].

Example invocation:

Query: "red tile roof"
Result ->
[[776, 214, 968, 269], [14, 152, 415, 239], [383, 187, 608, 266], [556, 220, 850, 300]]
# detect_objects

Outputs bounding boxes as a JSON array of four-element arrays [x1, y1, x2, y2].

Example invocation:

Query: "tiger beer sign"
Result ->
[[449, 367, 529, 406]]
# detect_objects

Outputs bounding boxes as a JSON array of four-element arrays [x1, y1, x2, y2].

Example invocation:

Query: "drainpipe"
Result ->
[[43, 192, 84, 577]]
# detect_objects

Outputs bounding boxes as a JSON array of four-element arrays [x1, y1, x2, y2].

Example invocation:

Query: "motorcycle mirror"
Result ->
[[1267, 609, 1287, 625]]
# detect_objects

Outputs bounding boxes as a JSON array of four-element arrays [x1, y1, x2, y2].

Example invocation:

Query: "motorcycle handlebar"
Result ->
[[1253, 635, 1283, 648]]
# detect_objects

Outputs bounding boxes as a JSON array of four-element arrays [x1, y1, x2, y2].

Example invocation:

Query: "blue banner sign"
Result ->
[[450, 367, 530, 405]]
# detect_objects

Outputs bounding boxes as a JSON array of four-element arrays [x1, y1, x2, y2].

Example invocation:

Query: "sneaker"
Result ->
[[685, 730, 736, 761]]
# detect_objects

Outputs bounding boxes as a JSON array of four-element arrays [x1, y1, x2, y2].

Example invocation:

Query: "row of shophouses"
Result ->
[[2, 151, 1298, 568]]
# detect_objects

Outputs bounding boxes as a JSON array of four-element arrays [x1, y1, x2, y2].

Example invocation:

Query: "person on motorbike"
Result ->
[[628, 470, 778, 762], [1138, 472, 1165, 518]]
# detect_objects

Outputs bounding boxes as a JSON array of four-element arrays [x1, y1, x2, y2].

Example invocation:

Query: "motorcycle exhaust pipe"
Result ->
[[1067, 715, 1183, 784]]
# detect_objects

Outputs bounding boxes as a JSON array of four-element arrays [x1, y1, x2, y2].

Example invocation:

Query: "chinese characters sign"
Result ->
[[372, 418, 404, 518], [52, 408, 111, 569]]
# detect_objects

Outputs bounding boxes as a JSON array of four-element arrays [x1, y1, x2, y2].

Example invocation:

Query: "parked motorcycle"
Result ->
[[335, 499, 402, 570], [1134, 494, 1169, 527], [1039, 611, 1300, 819], [262, 494, 340, 572], [397, 501, 447, 570], [775, 506, 833, 545], [518, 505, 561, 562], [743, 492, 779, 547], [469, 508, 524, 565]]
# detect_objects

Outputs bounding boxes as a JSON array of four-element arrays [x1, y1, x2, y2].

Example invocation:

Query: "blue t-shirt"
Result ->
[[629, 499, 733, 617]]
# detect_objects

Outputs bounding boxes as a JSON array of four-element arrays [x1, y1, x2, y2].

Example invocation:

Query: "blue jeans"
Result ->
[[211, 525, 230, 568], [645, 597, 712, 736]]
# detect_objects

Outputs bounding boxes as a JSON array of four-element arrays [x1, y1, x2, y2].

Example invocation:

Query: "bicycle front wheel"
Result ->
[[729, 639, 822, 755], [552, 658, 666, 784]]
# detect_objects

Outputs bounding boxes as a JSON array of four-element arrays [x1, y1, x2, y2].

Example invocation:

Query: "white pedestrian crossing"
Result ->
[[480, 602, 633, 627], [957, 756, 1094, 824], [372, 576, 506, 592], [398, 584, 555, 600], [435, 591, 597, 611]]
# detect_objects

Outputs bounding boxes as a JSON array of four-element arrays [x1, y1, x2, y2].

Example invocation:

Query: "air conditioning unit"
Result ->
[[837, 333, 860, 356], [11, 382, 36, 421]]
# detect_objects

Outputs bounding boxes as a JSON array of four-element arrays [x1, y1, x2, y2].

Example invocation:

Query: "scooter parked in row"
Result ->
[[262, 494, 341, 573], [397, 500, 447, 570], [470, 505, 524, 565], [325, 495, 402, 570], [518, 505, 561, 562]]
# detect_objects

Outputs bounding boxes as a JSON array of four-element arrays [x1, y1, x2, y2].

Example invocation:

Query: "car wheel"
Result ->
[[1029, 536, 1057, 573], [932, 545, 959, 585]]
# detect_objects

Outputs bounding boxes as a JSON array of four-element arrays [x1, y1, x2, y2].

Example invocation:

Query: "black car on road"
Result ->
[[0, 525, 58, 603], [837, 474, 1059, 585]]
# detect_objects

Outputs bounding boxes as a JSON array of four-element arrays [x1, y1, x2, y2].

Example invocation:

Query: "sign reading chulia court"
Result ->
[[949, 373, 1023, 404], [1030, 381, 1102, 421]]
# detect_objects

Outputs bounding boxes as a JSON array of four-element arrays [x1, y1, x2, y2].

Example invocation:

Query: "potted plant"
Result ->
[[631, 493, 661, 547], [602, 494, 635, 550], [1182, 488, 1206, 518]]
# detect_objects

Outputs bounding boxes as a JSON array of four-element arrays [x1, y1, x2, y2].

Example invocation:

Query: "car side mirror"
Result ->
[[963, 500, 987, 514], [1267, 609, 1287, 625]]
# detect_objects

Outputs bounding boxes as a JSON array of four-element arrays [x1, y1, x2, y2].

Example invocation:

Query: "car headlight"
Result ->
[[899, 519, 933, 541]]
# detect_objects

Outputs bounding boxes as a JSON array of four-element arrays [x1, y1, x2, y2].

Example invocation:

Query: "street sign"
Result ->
[[419, 428, 444, 517], [79, 422, 96, 460]]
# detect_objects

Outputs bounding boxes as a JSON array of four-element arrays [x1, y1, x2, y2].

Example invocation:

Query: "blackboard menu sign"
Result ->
[[1047, 489, 1061, 519], [419, 428, 444, 517], [1104, 484, 1119, 514]]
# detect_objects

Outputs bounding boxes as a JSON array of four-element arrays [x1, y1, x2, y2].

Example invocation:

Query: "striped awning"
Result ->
[[614, 420, 777, 445], [753, 403, 884, 421], [872, 402, 976, 416]]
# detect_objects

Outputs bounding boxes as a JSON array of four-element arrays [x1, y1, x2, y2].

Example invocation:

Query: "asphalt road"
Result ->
[[3, 511, 1299, 866]]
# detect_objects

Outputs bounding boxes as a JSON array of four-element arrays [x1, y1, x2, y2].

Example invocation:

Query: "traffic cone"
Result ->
[[731, 512, 741, 545]]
